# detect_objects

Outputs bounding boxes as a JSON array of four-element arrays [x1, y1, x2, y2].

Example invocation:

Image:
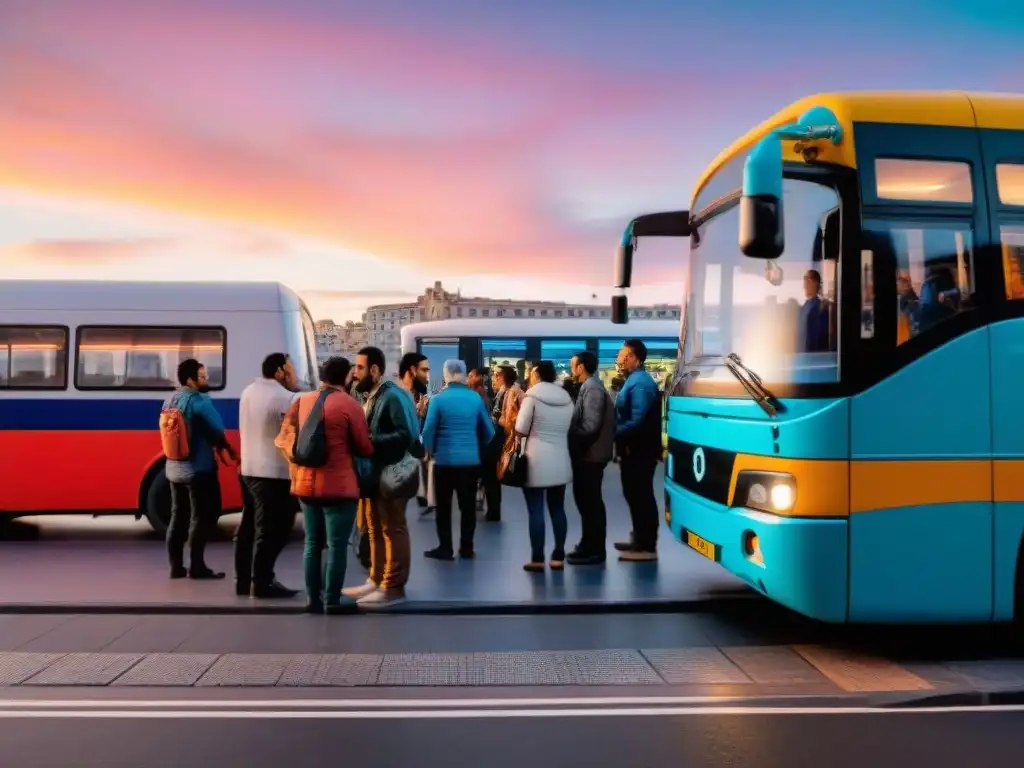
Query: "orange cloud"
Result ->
[[0, 3, 688, 284]]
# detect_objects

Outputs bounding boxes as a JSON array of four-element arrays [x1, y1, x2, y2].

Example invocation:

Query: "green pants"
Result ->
[[301, 499, 358, 607]]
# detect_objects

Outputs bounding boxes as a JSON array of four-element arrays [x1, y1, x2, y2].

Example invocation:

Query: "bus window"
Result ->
[[1001, 227, 1024, 300], [420, 340, 459, 394], [597, 337, 675, 389], [640, 339, 677, 388], [482, 338, 527, 382], [540, 339, 586, 381], [299, 308, 319, 390], [864, 220, 975, 344], [996, 163, 1024, 206], [0, 326, 67, 389], [76, 327, 226, 390]]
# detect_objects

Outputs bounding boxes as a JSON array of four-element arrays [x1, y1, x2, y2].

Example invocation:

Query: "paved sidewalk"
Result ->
[[0, 613, 1021, 703], [2, 645, 1023, 702], [0, 465, 752, 613]]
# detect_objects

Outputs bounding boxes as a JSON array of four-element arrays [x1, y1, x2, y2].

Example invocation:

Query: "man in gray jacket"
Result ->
[[567, 351, 615, 565]]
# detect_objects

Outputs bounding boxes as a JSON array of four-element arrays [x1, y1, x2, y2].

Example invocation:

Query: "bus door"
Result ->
[[978, 125, 1024, 620], [849, 122, 994, 621]]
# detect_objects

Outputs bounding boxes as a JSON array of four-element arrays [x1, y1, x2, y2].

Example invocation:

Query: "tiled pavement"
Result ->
[[0, 645, 1022, 696]]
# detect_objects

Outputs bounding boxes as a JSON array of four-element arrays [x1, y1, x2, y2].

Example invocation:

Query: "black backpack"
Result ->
[[292, 389, 334, 468]]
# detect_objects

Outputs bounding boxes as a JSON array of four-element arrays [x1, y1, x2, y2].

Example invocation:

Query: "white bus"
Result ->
[[400, 317, 680, 394], [0, 280, 319, 533]]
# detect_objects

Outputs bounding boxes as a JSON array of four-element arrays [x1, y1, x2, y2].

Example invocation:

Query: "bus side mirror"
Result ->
[[614, 241, 634, 290], [611, 294, 629, 324], [739, 134, 784, 260]]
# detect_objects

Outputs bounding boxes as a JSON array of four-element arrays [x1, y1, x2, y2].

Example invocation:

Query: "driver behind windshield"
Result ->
[[798, 269, 830, 353]]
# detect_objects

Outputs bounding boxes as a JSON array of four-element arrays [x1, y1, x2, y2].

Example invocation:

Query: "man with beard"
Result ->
[[162, 358, 237, 580], [398, 352, 431, 415], [343, 346, 418, 607]]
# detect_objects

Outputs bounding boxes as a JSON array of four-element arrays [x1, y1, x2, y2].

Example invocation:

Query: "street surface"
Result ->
[[0, 611, 1022, 766], [1, 701, 1023, 767], [0, 464, 752, 611]]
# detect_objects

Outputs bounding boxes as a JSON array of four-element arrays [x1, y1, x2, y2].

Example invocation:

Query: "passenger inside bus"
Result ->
[[798, 269, 831, 353]]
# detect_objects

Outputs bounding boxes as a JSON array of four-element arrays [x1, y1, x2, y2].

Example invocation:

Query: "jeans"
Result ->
[[522, 485, 568, 563], [571, 461, 607, 555], [301, 499, 358, 607], [620, 457, 659, 551], [167, 471, 222, 572], [433, 464, 480, 553], [234, 476, 296, 588]]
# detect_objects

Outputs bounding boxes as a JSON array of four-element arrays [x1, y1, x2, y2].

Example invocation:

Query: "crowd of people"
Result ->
[[158, 339, 664, 614]]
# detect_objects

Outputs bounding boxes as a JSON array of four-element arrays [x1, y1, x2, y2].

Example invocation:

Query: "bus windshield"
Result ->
[[679, 176, 841, 388]]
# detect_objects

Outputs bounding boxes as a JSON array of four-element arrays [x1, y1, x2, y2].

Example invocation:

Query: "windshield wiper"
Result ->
[[724, 353, 784, 417]]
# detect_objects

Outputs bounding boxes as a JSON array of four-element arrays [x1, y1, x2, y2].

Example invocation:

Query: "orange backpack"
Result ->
[[159, 394, 191, 461]]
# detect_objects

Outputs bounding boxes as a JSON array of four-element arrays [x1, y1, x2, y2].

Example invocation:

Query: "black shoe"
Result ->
[[459, 548, 474, 559], [251, 582, 299, 599], [189, 569, 226, 580], [613, 540, 637, 552], [484, 513, 501, 522], [420, 506, 436, 518], [567, 552, 606, 566], [568, 544, 586, 558], [235, 581, 251, 596], [304, 601, 324, 614], [169, 566, 187, 579], [424, 547, 455, 561]]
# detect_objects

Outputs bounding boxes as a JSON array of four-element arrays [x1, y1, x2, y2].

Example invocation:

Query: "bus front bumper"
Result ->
[[664, 480, 848, 623]]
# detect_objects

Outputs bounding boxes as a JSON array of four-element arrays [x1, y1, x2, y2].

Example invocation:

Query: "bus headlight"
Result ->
[[734, 471, 797, 514]]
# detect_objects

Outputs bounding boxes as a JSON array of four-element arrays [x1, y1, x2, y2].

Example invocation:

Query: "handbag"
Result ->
[[380, 453, 421, 499], [498, 439, 528, 488]]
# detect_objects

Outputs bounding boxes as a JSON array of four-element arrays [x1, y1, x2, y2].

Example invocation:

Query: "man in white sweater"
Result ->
[[234, 353, 301, 599]]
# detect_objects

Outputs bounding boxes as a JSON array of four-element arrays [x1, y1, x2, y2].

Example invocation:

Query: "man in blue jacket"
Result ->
[[421, 360, 494, 560], [164, 358, 236, 580], [613, 339, 662, 562]]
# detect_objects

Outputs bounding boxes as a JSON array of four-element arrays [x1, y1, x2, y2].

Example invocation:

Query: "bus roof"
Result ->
[[691, 90, 1024, 207], [0, 280, 304, 313], [401, 317, 679, 348]]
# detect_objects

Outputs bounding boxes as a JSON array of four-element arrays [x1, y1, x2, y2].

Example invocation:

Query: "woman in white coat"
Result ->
[[514, 361, 574, 572]]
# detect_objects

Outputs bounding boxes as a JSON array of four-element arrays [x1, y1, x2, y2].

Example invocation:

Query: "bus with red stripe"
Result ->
[[0, 280, 319, 533]]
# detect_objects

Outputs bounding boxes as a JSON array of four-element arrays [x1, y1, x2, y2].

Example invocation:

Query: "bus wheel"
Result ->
[[144, 468, 172, 536]]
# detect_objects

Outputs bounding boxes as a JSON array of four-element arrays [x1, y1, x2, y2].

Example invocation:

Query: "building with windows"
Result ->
[[364, 281, 680, 372], [313, 319, 368, 362]]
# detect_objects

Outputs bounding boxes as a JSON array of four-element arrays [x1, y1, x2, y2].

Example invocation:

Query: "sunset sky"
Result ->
[[1, 0, 1020, 321]]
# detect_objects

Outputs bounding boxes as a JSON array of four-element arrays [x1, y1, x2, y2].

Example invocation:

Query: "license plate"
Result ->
[[686, 531, 717, 561]]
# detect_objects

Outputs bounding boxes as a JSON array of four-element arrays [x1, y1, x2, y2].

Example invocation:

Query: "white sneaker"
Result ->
[[357, 588, 405, 608], [341, 579, 378, 599]]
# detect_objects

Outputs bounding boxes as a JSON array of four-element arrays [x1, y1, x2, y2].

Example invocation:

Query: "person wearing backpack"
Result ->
[[343, 346, 419, 608], [160, 358, 237, 580], [277, 356, 373, 614]]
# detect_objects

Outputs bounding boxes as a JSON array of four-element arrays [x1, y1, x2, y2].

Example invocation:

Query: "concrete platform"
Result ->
[[0, 465, 752, 613]]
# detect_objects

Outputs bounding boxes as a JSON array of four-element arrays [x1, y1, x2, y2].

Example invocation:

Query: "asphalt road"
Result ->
[[1, 701, 1022, 767]]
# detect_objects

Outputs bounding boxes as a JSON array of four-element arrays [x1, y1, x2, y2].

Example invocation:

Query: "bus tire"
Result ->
[[143, 467, 172, 536]]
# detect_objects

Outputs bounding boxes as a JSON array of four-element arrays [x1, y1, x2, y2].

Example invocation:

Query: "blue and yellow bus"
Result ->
[[613, 91, 1024, 623]]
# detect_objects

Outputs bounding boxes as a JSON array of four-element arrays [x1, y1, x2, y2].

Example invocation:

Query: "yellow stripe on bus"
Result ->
[[723, 455, 1024, 517]]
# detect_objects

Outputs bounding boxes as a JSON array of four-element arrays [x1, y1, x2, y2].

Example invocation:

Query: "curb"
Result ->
[[884, 688, 1024, 708], [0, 593, 758, 617]]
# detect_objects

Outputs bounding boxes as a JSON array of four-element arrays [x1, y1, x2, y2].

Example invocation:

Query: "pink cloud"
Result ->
[[0, 4, 692, 283]]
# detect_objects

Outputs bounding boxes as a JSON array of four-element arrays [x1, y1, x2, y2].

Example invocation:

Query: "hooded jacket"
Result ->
[[514, 381, 574, 488]]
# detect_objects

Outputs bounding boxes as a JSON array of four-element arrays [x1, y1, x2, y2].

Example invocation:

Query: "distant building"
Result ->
[[313, 319, 368, 362], [361, 281, 680, 372]]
